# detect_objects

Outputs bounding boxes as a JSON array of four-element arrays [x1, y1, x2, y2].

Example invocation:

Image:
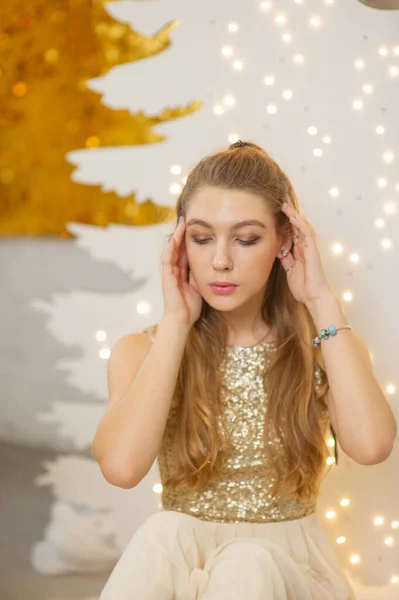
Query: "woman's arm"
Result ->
[[92, 317, 190, 488], [307, 293, 397, 465]]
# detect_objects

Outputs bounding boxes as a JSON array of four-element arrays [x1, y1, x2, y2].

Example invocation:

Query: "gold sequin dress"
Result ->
[[99, 323, 357, 600]]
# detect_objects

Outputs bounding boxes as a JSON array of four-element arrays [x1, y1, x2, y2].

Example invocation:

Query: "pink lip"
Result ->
[[209, 284, 238, 295]]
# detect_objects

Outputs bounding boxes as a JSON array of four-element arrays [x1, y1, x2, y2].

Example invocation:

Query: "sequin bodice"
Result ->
[[142, 323, 330, 524]]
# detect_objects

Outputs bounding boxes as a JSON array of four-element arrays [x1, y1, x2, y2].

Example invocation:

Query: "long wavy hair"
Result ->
[[163, 141, 334, 501]]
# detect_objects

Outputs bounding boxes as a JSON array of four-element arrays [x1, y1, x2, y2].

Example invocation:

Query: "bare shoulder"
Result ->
[[111, 322, 158, 355], [106, 330, 153, 407]]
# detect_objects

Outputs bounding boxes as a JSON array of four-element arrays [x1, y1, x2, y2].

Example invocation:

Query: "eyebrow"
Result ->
[[186, 218, 266, 230]]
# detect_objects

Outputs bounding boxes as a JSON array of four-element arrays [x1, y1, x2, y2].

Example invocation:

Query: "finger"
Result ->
[[170, 217, 185, 267], [179, 240, 188, 285], [162, 234, 174, 270], [289, 213, 313, 239]]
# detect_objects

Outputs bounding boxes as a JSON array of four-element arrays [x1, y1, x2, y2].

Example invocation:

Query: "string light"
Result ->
[[223, 95, 236, 106], [221, 45, 233, 57], [228, 134, 240, 144], [169, 183, 182, 194], [227, 22, 239, 32], [170, 165, 182, 175]]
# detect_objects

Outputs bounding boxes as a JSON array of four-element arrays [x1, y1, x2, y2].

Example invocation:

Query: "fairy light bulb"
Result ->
[[228, 22, 239, 32], [260, 1, 272, 11], [223, 95, 236, 106], [332, 243, 344, 255], [384, 202, 397, 215], [381, 239, 392, 250], [383, 151, 394, 163], [384, 537, 394, 546], [221, 46, 233, 57], [170, 165, 181, 175], [275, 14, 287, 25], [95, 330, 107, 341], [137, 302, 150, 315], [170, 183, 182, 194], [309, 16, 322, 28]]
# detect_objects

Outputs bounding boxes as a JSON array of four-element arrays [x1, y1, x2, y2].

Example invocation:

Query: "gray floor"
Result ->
[[0, 442, 111, 600]]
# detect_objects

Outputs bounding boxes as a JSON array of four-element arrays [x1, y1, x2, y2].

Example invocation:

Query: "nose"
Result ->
[[212, 243, 233, 270]]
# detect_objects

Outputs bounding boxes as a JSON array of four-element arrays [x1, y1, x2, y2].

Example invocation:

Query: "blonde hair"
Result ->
[[163, 141, 333, 500]]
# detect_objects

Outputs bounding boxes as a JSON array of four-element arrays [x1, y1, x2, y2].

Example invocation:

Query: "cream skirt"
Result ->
[[99, 508, 357, 599]]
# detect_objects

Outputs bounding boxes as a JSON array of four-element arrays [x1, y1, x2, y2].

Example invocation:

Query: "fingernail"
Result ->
[[178, 216, 182, 225], [168, 236, 171, 243]]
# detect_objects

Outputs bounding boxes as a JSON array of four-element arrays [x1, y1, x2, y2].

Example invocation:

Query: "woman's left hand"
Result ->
[[279, 202, 333, 308]]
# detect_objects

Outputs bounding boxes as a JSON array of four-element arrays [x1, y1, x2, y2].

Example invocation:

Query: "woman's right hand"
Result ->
[[161, 216, 203, 328]]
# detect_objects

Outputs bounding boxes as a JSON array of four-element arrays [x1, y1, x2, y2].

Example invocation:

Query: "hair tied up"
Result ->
[[229, 140, 249, 149]]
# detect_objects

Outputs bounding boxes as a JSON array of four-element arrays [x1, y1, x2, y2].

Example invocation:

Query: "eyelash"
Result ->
[[192, 237, 260, 246]]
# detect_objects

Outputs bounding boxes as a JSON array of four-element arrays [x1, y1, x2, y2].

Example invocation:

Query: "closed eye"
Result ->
[[192, 237, 260, 246]]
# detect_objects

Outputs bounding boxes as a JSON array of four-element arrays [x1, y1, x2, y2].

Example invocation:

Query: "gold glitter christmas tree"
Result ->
[[0, 0, 199, 237]]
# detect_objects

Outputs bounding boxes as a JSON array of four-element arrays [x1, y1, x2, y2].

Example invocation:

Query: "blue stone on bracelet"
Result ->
[[320, 328, 330, 339], [328, 326, 337, 336]]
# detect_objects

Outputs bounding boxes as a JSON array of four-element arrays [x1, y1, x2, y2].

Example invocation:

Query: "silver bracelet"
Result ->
[[312, 325, 353, 349]]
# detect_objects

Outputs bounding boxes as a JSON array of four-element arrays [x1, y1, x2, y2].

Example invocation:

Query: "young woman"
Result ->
[[93, 141, 396, 599]]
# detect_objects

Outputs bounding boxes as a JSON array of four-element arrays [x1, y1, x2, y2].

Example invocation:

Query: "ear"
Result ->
[[278, 221, 296, 251]]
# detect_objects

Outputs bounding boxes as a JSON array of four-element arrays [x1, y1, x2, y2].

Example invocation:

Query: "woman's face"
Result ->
[[184, 186, 284, 309]]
